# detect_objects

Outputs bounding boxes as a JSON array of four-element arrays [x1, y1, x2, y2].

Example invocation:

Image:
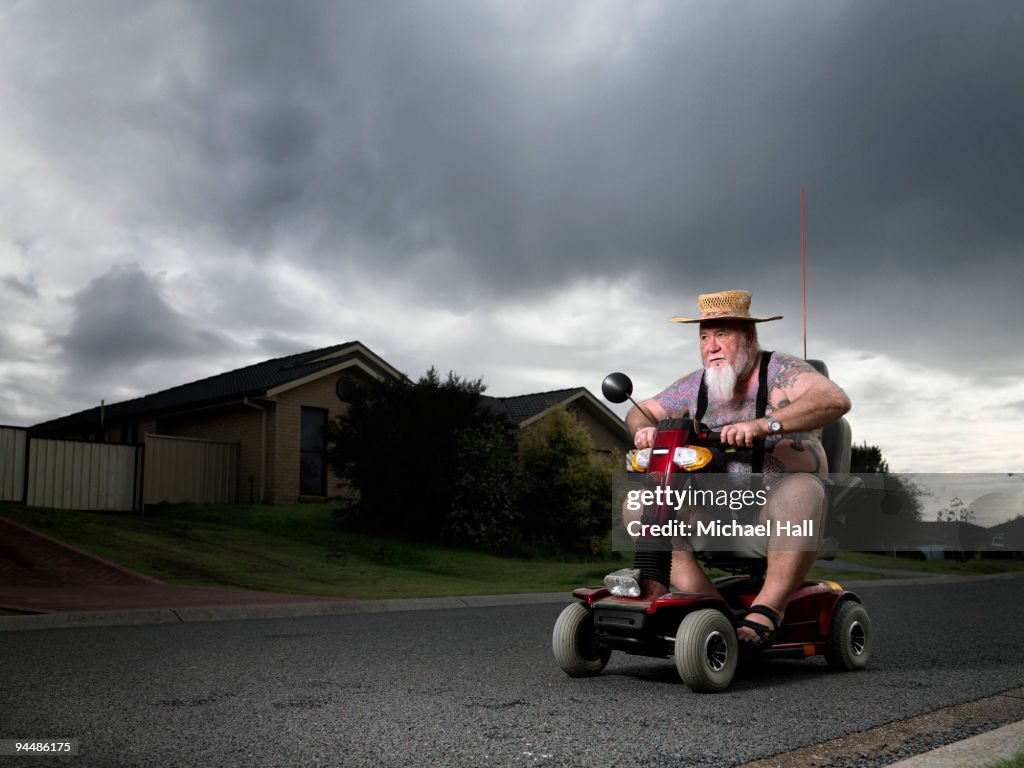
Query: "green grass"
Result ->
[[985, 753, 1024, 768], [0, 503, 630, 599], [2, 503, 1020, 600]]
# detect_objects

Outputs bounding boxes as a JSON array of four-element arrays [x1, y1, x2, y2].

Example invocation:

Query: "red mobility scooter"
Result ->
[[552, 367, 871, 692]]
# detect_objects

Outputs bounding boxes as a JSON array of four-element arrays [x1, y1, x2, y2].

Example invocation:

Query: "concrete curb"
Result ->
[[884, 719, 1024, 767]]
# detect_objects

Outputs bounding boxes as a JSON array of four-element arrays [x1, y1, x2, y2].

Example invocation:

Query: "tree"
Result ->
[[936, 496, 975, 523], [850, 442, 890, 474], [328, 367, 515, 543], [445, 419, 522, 550], [516, 408, 618, 556], [330, 371, 620, 556], [841, 441, 923, 551]]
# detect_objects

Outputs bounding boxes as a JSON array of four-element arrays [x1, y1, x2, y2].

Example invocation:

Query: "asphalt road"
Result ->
[[2, 578, 1023, 768]]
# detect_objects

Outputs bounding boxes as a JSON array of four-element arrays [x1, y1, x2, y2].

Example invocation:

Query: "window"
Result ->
[[300, 407, 328, 496], [336, 375, 355, 402], [121, 423, 139, 444]]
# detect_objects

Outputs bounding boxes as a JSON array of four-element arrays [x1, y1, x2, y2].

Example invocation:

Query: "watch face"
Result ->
[[769, 419, 782, 433]]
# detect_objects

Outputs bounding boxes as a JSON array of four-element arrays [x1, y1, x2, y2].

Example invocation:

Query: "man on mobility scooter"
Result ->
[[553, 290, 871, 691]]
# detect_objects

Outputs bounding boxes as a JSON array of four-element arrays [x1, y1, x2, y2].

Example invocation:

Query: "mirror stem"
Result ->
[[629, 397, 658, 426]]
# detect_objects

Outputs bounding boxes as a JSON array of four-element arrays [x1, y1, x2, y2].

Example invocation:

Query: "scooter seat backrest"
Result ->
[[805, 359, 851, 475], [822, 418, 852, 475], [806, 359, 829, 378]]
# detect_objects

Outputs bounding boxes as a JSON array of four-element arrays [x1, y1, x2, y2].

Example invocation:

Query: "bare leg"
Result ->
[[620, 501, 725, 600], [737, 475, 825, 645], [670, 547, 724, 598], [616, 499, 674, 597]]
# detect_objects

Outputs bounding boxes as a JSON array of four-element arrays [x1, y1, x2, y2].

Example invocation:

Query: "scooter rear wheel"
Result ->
[[552, 602, 611, 677], [674, 609, 738, 692]]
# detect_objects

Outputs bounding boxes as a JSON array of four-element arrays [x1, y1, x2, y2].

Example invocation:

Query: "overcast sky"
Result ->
[[1, 0, 1022, 475]]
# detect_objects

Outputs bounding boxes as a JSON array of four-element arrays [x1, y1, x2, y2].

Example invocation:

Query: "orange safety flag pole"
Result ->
[[801, 186, 807, 360]]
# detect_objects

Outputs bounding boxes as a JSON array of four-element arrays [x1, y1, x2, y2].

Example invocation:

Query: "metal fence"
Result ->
[[143, 434, 238, 506], [0, 426, 28, 503], [26, 438, 142, 512], [0, 428, 238, 512]]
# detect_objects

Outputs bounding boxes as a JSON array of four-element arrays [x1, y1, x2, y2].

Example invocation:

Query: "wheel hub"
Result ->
[[849, 620, 866, 656], [705, 630, 729, 671]]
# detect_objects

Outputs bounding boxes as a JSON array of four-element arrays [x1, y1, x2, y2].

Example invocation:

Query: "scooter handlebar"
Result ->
[[655, 417, 723, 447]]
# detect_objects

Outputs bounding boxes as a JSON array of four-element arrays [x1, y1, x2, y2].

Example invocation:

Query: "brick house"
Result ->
[[30, 343, 628, 505], [31, 343, 404, 504], [480, 389, 630, 456]]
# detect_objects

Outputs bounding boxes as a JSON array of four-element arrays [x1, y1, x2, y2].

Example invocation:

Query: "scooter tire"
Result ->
[[552, 602, 611, 677], [826, 599, 872, 670], [674, 608, 738, 693]]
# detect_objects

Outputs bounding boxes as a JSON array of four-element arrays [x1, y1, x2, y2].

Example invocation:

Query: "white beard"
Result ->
[[705, 345, 752, 401]]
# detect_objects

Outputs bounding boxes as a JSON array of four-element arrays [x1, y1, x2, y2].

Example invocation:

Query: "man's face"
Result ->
[[699, 322, 752, 372]]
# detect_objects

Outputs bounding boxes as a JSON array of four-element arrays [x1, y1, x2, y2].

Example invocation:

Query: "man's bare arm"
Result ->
[[770, 376, 851, 436], [626, 398, 667, 448], [718, 364, 850, 448], [770, 366, 851, 434]]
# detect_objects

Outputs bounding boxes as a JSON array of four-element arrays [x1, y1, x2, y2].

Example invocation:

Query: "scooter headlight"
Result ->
[[673, 445, 713, 471], [628, 448, 651, 472]]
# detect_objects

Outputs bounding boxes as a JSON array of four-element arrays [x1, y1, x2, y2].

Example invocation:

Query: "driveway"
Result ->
[[0, 515, 349, 614]]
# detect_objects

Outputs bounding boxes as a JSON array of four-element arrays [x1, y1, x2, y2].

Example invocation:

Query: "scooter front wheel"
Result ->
[[674, 609, 738, 692], [826, 600, 872, 670], [552, 602, 610, 677]]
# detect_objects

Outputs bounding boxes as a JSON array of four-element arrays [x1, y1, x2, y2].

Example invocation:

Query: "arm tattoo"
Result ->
[[769, 355, 817, 392]]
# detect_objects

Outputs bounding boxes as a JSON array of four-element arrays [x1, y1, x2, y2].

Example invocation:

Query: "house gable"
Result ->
[[266, 356, 397, 398], [483, 387, 630, 455]]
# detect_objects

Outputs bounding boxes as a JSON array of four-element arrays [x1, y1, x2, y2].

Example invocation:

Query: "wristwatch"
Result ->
[[766, 418, 783, 435]]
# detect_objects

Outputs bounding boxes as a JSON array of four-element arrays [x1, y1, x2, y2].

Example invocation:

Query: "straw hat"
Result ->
[[669, 290, 783, 324]]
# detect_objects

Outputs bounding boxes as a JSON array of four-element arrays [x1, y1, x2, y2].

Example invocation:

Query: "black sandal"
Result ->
[[735, 605, 782, 650]]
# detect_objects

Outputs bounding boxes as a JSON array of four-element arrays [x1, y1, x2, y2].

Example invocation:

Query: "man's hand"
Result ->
[[718, 419, 768, 448], [628, 398, 666, 449], [634, 426, 657, 449]]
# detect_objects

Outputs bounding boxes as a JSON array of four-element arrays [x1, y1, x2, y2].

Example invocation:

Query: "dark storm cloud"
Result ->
[[54, 264, 233, 376], [185, 1, 1023, 326], [5, 1, 1022, 361]]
